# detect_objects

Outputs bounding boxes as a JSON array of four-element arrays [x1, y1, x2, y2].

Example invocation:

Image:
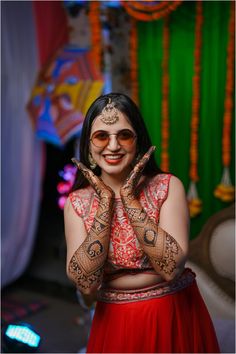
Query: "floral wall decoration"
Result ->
[[214, 0, 235, 203], [121, 1, 234, 237], [121, 0, 182, 22], [88, 1, 103, 72], [121, 0, 183, 102], [187, 0, 203, 218]]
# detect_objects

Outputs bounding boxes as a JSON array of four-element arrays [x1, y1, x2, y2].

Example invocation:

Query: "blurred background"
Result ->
[[1, 1, 235, 353]]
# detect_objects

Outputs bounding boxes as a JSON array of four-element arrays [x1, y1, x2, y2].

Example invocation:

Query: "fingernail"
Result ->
[[149, 146, 156, 153], [71, 158, 80, 166]]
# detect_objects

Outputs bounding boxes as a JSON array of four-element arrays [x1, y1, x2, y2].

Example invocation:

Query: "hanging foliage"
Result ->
[[88, 1, 102, 71], [187, 0, 203, 218], [121, 0, 183, 22], [161, 16, 170, 172], [214, 1, 235, 203]]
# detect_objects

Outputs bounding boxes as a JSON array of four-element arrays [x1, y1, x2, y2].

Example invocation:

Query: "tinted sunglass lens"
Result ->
[[91, 130, 136, 147], [92, 132, 109, 147], [118, 130, 136, 146]]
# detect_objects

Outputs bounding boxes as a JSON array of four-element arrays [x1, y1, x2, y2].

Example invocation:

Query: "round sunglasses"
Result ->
[[90, 129, 137, 148]]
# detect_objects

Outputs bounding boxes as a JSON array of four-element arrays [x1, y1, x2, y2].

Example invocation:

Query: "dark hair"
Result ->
[[72, 92, 162, 191]]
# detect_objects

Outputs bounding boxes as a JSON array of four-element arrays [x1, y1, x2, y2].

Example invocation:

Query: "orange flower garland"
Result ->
[[130, 17, 139, 104], [187, 0, 203, 218], [88, 1, 102, 72], [161, 16, 170, 172], [121, 1, 183, 22], [214, 1, 235, 202]]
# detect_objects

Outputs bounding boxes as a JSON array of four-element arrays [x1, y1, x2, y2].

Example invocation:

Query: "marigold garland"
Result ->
[[130, 17, 139, 104], [161, 16, 170, 172], [188, 181, 203, 219], [187, 0, 203, 218], [121, 1, 183, 22], [88, 1, 102, 71], [214, 1, 235, 203]]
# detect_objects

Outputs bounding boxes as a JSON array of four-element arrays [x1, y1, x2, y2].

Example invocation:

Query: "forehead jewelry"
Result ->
[[100, 98, 119, 125]]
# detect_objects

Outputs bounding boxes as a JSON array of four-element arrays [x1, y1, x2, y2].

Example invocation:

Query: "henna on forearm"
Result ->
[[120, 146, 184, 281], [122, 197, 184, 281], [68, 196, 114, 293], [68, 159, 115, 293]]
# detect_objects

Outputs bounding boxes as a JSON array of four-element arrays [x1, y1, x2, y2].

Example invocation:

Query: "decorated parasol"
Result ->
[[27, 46, 104, 146]]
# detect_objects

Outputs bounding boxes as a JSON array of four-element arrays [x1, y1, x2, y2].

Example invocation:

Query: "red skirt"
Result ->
[[86, 276, 220, 353]]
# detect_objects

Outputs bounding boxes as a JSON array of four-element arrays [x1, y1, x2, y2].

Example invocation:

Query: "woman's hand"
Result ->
[[72, 158, 115, 201], [67, 158, 116, 294], [120, 146, 156, 201]]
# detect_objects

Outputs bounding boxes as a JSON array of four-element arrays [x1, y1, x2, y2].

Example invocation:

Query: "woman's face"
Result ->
[[90, 111, 137, 178]]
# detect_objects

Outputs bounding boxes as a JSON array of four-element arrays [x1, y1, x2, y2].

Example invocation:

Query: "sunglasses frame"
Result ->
[[90, 129, 137, 148]]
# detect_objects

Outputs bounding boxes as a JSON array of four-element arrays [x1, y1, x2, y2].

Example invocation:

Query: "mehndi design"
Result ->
[[120, 146, 184, 281], [68, 158, 115, 293]]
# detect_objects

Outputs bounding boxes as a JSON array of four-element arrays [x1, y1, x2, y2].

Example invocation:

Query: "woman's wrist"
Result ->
[[100, 194, 115, 208], [121, 192, 137, 207]]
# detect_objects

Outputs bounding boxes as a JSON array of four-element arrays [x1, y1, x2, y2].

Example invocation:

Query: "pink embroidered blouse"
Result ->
[[69, 173, 172, 280]]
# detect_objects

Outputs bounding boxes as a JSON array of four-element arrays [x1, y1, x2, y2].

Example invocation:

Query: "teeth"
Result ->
[[105, 155, 123, 160]]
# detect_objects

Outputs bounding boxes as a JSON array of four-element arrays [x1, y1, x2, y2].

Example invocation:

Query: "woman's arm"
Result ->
[[64, 161, 115, 294], [120, 148, 189, 282]]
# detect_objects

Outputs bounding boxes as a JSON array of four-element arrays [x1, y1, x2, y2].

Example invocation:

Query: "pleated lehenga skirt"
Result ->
[[86, 269, 220, 353]]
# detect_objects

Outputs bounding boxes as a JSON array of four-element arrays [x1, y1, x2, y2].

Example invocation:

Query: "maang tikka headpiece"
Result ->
[[100, 98, 119, 125]]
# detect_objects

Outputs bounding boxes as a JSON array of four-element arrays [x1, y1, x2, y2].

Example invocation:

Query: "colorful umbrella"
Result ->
[[27, 46, 104, 146]]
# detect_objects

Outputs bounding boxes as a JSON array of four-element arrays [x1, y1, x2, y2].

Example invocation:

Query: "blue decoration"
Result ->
[[3, 323, 41, 353]]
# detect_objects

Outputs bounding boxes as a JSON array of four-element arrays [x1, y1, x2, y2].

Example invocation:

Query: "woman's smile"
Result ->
[[103, 153, 125, 164], [90, 112, 137, 178]]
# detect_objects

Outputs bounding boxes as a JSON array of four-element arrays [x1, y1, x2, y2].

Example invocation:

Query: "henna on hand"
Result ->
[[120, 146, 156, 202], [68, 158, 115, 293], [72, 158, 115, 201], [120, 148, 184, 281]]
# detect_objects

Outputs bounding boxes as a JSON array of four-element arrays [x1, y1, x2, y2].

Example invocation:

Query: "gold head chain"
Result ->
[[100, 98, 119, 125]]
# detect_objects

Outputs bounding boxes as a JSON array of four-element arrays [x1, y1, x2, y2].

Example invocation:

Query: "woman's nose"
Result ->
[[107, 135, 120, 150]]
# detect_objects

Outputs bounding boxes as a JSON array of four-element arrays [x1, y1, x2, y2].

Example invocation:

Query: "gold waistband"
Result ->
[[97, 268, 196, 304]]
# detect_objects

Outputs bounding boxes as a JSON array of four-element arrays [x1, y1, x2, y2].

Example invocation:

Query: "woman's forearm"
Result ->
[[122, 197, 186, 281], [68, 197, 114, 294]]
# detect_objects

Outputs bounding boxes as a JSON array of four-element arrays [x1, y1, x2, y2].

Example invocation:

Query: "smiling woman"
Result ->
[[89, 111, 137, 184], [64, 92, 220, 353], [71, 93, 160, 191]]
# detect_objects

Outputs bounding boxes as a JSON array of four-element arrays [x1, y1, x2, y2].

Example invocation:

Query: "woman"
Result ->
[[64, 93, 220, 353]]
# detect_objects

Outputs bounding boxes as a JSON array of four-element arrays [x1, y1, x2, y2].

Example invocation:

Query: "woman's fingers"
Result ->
[[136, 146, 156, 171], [121, 146, 156, 199], [71, 158, 114, 199], [71, 158, 88, 172], [71, 157, 100, 188], [129, 146, 156, 182]]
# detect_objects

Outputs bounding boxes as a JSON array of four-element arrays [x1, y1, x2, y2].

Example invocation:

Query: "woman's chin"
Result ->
[[101, 163, 132, 178]]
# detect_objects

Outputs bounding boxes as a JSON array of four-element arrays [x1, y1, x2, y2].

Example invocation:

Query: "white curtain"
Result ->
[[1, 1, 43, 287]]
